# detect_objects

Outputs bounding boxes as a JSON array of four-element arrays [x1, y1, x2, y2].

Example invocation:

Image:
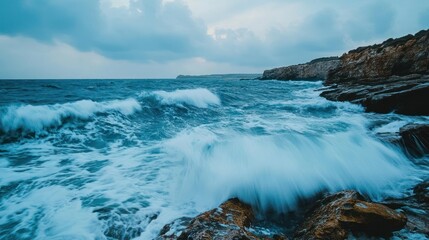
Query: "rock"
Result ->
[[381, 181, 429, 237], [321, 29, 429, 115], [414, 181, 429, 206], [158, 198, 287, 240], [261, 57, 340, 80], [399, 124, 429, 158], [321, 74, 429, 115], [295, 190, 407, 239]]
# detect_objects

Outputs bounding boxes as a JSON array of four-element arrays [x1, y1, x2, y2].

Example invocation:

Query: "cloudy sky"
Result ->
[[0, 0, 428, 79]]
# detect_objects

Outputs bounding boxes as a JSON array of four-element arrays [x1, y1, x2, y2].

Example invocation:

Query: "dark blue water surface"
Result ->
[[0, 79, 428, 239]]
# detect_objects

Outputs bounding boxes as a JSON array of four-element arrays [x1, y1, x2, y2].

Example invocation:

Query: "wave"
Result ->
[[165, 127, 417, 213], [151, 88, 221, 108], [0, 98, 141, 133]]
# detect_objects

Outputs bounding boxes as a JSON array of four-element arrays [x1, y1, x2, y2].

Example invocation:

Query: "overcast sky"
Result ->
[[0, 0, 428, 79]]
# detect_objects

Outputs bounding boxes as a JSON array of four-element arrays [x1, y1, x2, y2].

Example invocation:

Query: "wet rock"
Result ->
[[157, 217, 193, 239], [158, 198, 287, 240], [382, 181, 429, 237], [295, 190, 407, 239], [414, 181, 429, 206], [399, 124, 429, 158], [321, 29, 429, 115], [261, 57, 340, 80]]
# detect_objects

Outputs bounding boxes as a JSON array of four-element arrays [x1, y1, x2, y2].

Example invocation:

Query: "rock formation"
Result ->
[[295, 191, 407, 239], [157, 198, 287, 240], [261, 57, 340, 80], [321, 29, 429, 115], [159, 193, 407, 239], [399, 124, 429, 158]]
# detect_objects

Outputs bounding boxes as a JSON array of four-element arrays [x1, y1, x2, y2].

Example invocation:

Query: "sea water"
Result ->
[[0, 79, 428, 239]]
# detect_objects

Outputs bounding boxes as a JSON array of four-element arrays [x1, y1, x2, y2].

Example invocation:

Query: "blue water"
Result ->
[[0, 79, 428, 239]]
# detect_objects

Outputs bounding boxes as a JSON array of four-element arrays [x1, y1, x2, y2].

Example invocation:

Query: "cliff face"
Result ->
[[261, 57, 340, 80], [326, 30, 429, 84], [321, 29, 429, 115]]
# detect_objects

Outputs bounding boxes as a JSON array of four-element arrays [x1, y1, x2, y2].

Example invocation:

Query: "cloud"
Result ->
[[343, 1, 395, 42], [0, 35, 260, 79], [419, 8, 429, 27], [0, 0, 428, 78], [0, 0, 208, 62]]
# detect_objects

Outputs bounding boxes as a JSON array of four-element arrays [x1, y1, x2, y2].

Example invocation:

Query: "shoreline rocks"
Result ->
[[399, 124, 429, 158], [159, 192, 407, 240], [261, 57, 340, 81], [261, 29, 429, 115], [158, 198, 287, 240], [295, 191, 407, 239], [326, 30, 429, 84], [321, 29, 429, 115]]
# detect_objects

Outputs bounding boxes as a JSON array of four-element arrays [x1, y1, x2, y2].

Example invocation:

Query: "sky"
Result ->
[[0, 0, 428, 79]]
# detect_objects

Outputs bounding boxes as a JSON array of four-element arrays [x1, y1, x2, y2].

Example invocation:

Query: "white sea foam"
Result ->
[[165, 127, 417, 212], [1, 185, 104, 240], [374, 121, 409, 134], [152, 88, 221, 108], [0, 98, 141, 133]]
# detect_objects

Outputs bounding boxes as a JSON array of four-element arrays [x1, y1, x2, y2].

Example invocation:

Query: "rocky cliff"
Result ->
[[321, 29, 429, 115], [261, 57, 340, 80]]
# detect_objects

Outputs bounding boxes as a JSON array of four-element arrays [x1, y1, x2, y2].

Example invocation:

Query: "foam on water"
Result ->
[[151, 88, 221, 108], [0, 98, 141, 133], [1, 79, 428, 240]]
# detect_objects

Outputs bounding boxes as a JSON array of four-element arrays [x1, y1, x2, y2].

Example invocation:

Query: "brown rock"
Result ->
[[321, 29, 429, 115], [326, 30, 429, 84], [158, 198, 288, 240], [261, 57, 340, 80], [295, 190, 407, 239]]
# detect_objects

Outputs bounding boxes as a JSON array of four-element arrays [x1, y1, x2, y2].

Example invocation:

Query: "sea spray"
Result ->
[[151, 88, 221, 108], [0, 98, 141, 133], [165, 127, 415, 213], [0, 79, 427, 240]]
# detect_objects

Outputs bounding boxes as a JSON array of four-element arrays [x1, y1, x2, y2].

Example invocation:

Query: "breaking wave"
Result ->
[[151, 88, 221, 108], [165, 127, 416, 213], [0, 98, 141, 133]]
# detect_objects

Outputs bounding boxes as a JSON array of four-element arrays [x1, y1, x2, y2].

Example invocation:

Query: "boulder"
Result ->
[[261, 57, 340, 80], [399, 124, 429, 158], [321, 29, 429, 115], [295, 190, 407, 239]]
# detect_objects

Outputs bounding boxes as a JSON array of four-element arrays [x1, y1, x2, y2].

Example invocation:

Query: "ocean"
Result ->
[[0, 79, 428, 239]]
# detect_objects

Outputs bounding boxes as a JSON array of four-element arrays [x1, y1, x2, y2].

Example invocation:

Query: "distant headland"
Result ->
[[176, 73, 261, 80]]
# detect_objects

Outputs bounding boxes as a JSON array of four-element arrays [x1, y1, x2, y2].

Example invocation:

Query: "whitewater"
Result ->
[[0, 79, 428, 239]]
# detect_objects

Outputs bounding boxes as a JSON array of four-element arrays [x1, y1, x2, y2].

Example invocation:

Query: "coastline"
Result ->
[[160, 29, 429, 239]]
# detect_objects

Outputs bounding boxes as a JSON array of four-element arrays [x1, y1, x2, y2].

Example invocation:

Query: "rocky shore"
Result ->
[[158, 30, 429, 239], [157, 190, 418, 239], [321, 29, 429, 116], [261, 57, 340, 81]]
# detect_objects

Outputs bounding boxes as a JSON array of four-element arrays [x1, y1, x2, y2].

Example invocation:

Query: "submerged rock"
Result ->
[[295, 190, 407, 239], [321, 29, 429, 115], [261, 57, 340, 80], [399, 124, 429, 158]]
